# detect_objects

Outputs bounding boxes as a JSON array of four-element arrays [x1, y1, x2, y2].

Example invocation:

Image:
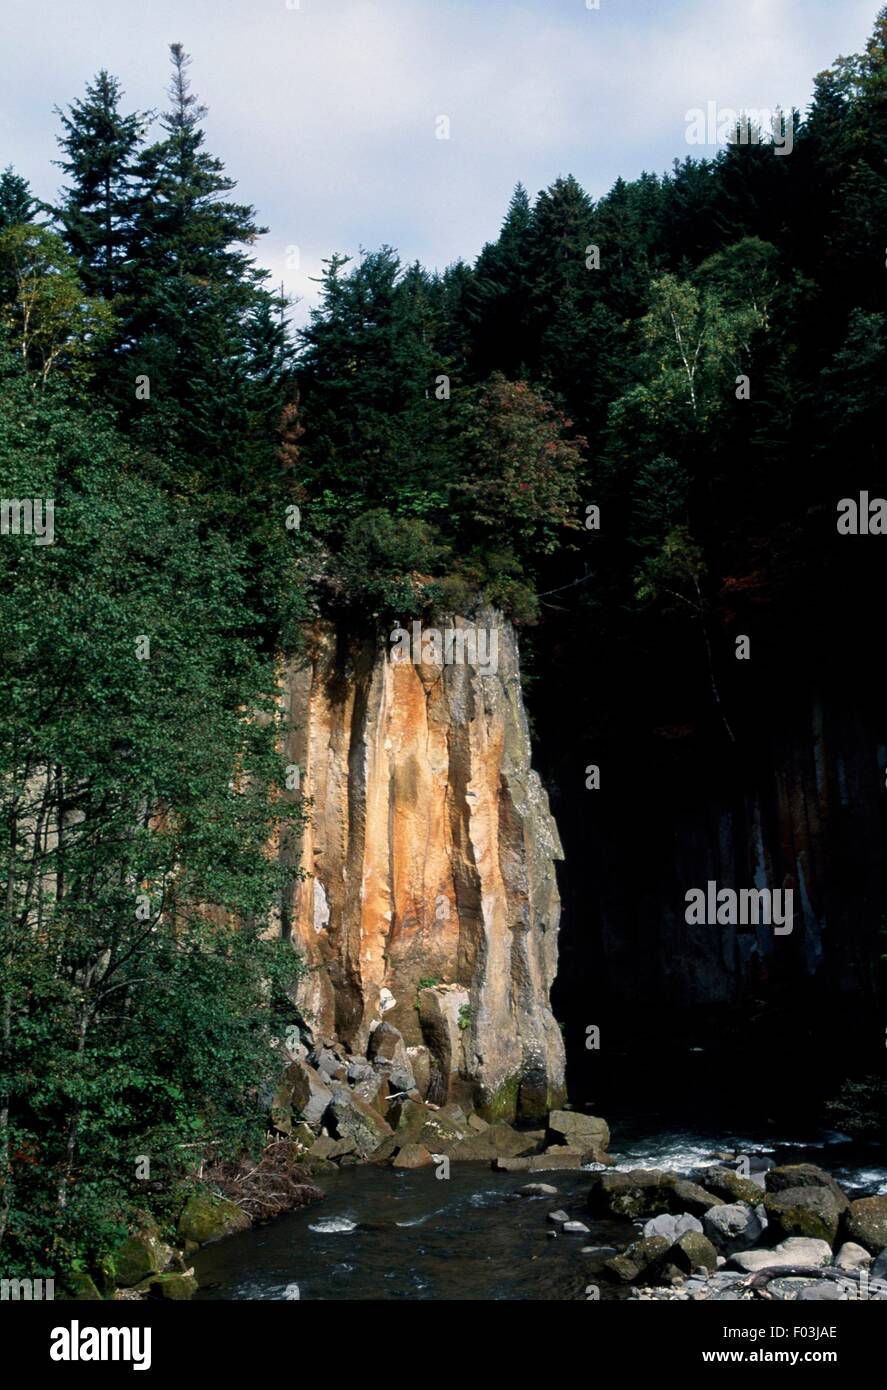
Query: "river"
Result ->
[[194, 1114, 887, 1301]]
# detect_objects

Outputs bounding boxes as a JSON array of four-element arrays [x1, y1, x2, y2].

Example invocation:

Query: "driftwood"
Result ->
[[204, 1136, 324, 1222]]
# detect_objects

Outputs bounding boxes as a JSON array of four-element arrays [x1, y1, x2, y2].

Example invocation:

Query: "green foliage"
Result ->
[[825, 1077, 887, 1138]]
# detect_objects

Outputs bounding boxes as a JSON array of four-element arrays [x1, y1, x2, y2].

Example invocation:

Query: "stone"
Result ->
[[871, 1248, 887, 1279], [703, 1201, 766, 1253], [146, 1272, 199, 1301], [563, 1221, 590, 1234], [177, 1193, 250, 1249], [519, 1183, 559, 1197], [796, 1281, 843, 1301], [312, 1046, 347, 1083], [547, 1209, 570, 1225], [468, 1114, 489, 1132], [547, 1110, 612, 1164], [844, 1196, 887, 1254], [764, 1163, 849, 1210], [643, 1212, 703, 1242], [405, 1045, 432, 1100], [64, 1272, 103, 1300], [835, 1242, 871, 1271], [669, 1231, 719, 1273], [367, 1022, 416, 1094], [281, 611, 566, 1123], [671, 1179, 724, 1217], [703, 1166, 770, 1206], [764, 1186, 844, 1246], [326, 1085, 393, 1158], [603, 1236, 671, 1283], [288, 1058, 334, 1129], [730, 1237, 833, 1273], [392, 1143, 434, 1169], [449, 1122, 538, 1162], [587, 1169, 675, 1219]]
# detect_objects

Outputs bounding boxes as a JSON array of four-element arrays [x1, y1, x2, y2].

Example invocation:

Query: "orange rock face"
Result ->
[[279, 609, 566, 1121]]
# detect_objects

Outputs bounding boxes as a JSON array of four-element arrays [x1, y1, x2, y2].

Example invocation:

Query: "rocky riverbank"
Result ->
[[565, 1160, 887, 1301]]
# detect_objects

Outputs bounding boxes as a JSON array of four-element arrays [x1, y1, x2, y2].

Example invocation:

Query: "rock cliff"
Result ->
[[278, 608, 566, 1121]]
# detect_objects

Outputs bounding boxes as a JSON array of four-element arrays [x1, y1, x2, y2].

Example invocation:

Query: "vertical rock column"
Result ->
[[280, 608, 566, 1120]]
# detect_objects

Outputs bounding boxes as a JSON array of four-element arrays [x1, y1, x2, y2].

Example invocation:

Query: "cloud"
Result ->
[[1, 0, 879, 324]]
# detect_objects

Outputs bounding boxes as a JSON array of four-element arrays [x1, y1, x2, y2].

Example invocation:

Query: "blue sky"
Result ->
[[0, 0, 879, 322]]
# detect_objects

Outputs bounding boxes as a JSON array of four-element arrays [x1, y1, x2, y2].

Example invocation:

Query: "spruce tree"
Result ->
[[54, 70, 146, 298]]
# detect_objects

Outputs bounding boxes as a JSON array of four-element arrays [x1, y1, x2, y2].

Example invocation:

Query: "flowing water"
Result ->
[[194, 1115, 887, 1302]]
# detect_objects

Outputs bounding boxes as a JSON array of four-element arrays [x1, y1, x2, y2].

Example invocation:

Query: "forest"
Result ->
[[1, 13, 886, 1289]]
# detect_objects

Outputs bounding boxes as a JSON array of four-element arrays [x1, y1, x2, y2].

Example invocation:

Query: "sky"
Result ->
[[0, 0, 880, 324]]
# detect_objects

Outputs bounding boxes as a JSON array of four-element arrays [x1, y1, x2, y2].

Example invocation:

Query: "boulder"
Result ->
[[670, 1231, 719, 1273], [390, 1098, 431, 1145], [312, 1045, 348, 1083], [643, 1212, 703, 1242], [367, 1023, 416, 1095], [843, 1195, 887, 1254], [519, 1183, 559, 1197], [671, 1179, 724, 1217], [64, 1272, 103, 1300], [603, 1235, 671, 1283], [547, 1209, 570, 1225], [392, 1143, 434, 1169], [730, 1237, 833, 1273], [587, 1169, 675, 1219], [563, 1221, 590, 1235], [546, 1110, 612, 1164], [764, 1164, 849, 1210], [326, 1085, 393, 1158], [450, 1123, 538, 1162], [288, 1058, 334, 1129], [703, 1201, 766, 1254], [764, 1186, 843, 1245], [406, 1045, 432, 1100], [835, 1242, 871, 1271], [145, 1272, 198, 1301], [702, 1167, 768, 1206], [416, 985, 473, 1110], [177, 1193, 250, 1249]]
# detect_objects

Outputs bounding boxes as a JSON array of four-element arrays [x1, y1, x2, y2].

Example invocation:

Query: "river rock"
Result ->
[[671, 1179, 724, 1217], [703, 1201, 765, 1253], [563, 1221, 590, 1234], [835, 1241, 871, 1271], [547, 1209, 570, 1225], [114, 1226, 173, 1287], [547, 1110, 612, 1164], [669, 1231, 719, 1273], [764, 1163, 849, 1210], [729, 1236, 833, 1273], [643, 1212, 703, 1242], [844, 1195, 887, 1253], [450, 1122, 538, 1161], [519, 1183, 559, 1197], [177, 1193, 250, 1248], [763, 1186, 844, 1245], [326, 1085, 393, 1158], [587, 1169, 675, 1219], [604, 1235, 672, 1283], [392, 1143, 434, 1169], [702, 1167, 768, 1205]]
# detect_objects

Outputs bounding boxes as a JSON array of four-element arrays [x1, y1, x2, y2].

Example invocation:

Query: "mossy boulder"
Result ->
[[843, 1195, 887, 1254], [177, 1192, 250, 1248], [588, 1169, 674, 1219], [669, 1230, 719, 1273], [547, 1110, 612, 1164], [703, 1167, 767, 1206], [764, 1186, 843, 1246], [113, 1226, 172, 1288], [671, 1180, 724, 1217], [146, 1272, 198, 1301], [449, 1122, 538, 1162], [765, 1164, 849, 1210], [603, 1235, 671, 1283]]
